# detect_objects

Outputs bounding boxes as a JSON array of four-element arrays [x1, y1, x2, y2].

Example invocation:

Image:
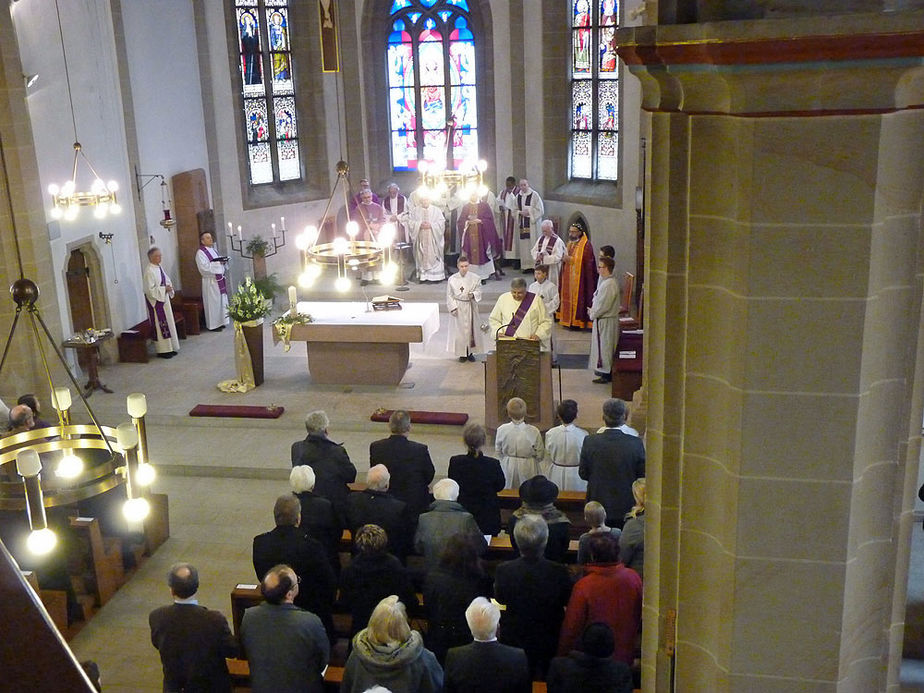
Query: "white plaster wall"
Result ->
[[490, 0, 513, 187], [121, 0, 210, 292], [14, 0, 143, 337]]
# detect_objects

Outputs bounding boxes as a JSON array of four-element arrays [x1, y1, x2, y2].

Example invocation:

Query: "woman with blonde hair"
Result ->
[[618, 478, 646, 578], [341, 595, 443, 692]]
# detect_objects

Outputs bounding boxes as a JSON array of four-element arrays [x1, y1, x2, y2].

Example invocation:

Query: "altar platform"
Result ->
[[284, 301, 440, 385]]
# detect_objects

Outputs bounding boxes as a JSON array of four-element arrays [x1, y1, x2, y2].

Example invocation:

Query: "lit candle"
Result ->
[[237, 225, 242, 240], [271, 223, 277, 239], [227, 222, 233, 237], [280, 216, 286, 231], [288, 285, 297, 307]]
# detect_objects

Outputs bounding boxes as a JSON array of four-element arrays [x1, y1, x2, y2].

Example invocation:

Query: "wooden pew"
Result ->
[[21, 570, 68, 635], [68, 516, 124, 607]]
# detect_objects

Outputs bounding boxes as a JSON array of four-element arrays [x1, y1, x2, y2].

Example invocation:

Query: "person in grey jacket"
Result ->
[[241, 564, 329, 693], [414, 478, 487, 569]]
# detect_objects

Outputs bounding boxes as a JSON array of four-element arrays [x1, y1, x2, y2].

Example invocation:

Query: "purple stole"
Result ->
[[147, 266, 173, 340], [463, 204, 482, 262], [200, 245, 227, 295], [384, 196, 407, 242], [504, 292, 537, 337], [500, 189, 515, 251], [517, 192, 533, 239], [536, 235, 554, 262]]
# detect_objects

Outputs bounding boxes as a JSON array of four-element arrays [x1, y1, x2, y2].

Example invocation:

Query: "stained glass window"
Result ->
[[569, 0, 619, 181], [235, 0, 302, 185], [386, 1, 478, 171]]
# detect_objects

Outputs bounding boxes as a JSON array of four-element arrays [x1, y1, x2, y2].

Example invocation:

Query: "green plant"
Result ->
[[227, 277, 272, 322], [253, 273, 283, 302], [245, 235, 271, 256]]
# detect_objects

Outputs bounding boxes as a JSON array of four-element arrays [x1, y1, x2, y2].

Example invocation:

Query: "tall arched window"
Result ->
[[386, 0, 478, 172], [234, 0, 302, 185], [570, 0, 618, 181]]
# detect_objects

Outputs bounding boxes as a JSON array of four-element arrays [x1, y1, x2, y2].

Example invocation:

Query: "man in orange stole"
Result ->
[[558, 222, 598, 329]]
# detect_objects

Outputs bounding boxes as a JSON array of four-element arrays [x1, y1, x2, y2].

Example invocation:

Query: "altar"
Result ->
[[281, 301, 440, 385]]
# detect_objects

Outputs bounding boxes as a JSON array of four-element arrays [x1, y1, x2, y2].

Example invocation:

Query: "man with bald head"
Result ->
[[149, 562, 238, 692], [241, 564, 329, 693], [7, 404, 34, 436], [488, 278, 552, 350], [345, 464, 411, 561]]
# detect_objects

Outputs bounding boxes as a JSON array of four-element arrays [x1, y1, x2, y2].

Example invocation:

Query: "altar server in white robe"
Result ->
[[528, 265, 560, 357], [408, 195, 446, 282], [530, 220, 566, 286], [488, 278, 551, 350], [588, 255, 621, 384], [446, 256, 483, 362], [495, 397, 545, 488], [144, 247, 180, 358], [508, 179, 544, 270], [542, 399, 588, 492], [195, 231, 229, 331]]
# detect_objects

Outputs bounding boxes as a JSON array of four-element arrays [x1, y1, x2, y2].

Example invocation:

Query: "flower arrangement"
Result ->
[[273, 312, 313, 351], [227, 277, 272, 323]]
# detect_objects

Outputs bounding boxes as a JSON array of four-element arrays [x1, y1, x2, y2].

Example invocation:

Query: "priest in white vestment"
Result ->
[[543, 399, 588, 492], [144, 247, 180, 358], [589, 256, 621, 383], [508, 179, 544, 270], [195, 231, 229, 331], [496, 176, 518, 261], [408, 196, 446, 282], [488, 278, 551, 350], [382, 182, 409, 244], [530, 220, 566, 286], [446, 256, 483, 361], [495, 397, 545, 487]]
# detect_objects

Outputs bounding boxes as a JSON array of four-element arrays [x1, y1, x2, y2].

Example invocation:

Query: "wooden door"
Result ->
[[66, 249, 94, 371]]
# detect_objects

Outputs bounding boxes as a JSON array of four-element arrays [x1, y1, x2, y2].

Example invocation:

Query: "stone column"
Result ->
[[0, 9, 64, 398], [618, 12, 924, 692]]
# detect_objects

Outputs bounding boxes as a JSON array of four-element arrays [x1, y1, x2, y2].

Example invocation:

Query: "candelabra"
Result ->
[[226, 218, 288, 259]]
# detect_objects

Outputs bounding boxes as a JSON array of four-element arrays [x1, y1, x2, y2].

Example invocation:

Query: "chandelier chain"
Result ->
[[53, 0, 79, 143]]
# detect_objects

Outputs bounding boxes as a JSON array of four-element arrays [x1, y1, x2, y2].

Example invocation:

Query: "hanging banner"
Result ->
[[319, 0, 340, 73]]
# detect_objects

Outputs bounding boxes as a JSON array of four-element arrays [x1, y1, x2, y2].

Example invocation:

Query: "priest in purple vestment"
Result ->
[[144, 247, 179, 359], [457, 193, 503, 281]]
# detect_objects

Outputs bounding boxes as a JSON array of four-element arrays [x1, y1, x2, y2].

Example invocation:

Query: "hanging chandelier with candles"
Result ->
[[295, 161, 399, 293], [45, 0, 120, 222], [0, 280, 157, 556]]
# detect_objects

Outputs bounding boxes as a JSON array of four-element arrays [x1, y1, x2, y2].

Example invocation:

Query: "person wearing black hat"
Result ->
[[507, 475, 571, 563], [547, 623, 633, 693]]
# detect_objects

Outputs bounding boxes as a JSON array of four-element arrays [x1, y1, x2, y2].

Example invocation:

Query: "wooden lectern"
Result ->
[[485, 338, 555, 433]]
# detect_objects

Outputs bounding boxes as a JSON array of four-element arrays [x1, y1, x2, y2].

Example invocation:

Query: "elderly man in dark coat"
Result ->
[[149, 563, 238, 692], [414, 478, 487, 569], [252, 494, 337, 638], [579, 398, 645, 529], [291, 410, 357, 524], [345, 464, 412, 561], [369, 409, 435, 519]]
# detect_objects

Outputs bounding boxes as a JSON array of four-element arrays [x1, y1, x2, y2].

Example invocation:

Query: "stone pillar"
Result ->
[[618, 12, 924, 691], [0, 9, 64, 399]]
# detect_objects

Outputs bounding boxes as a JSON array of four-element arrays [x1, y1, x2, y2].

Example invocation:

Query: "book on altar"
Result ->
[[372, 295, 402, 311]]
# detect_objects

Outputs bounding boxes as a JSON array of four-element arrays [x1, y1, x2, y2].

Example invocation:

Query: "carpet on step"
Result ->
[[371, 408, 468, 426], [189, 404, 284, 419]]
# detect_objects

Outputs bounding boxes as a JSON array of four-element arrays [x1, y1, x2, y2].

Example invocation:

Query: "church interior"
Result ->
[[2, 0, 924, 691]]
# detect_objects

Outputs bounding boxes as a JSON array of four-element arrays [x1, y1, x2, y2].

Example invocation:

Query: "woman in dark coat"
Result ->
[[339, 524, 418, 639], [423, 533, 493, 664], [448, 422, 506, 535]]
